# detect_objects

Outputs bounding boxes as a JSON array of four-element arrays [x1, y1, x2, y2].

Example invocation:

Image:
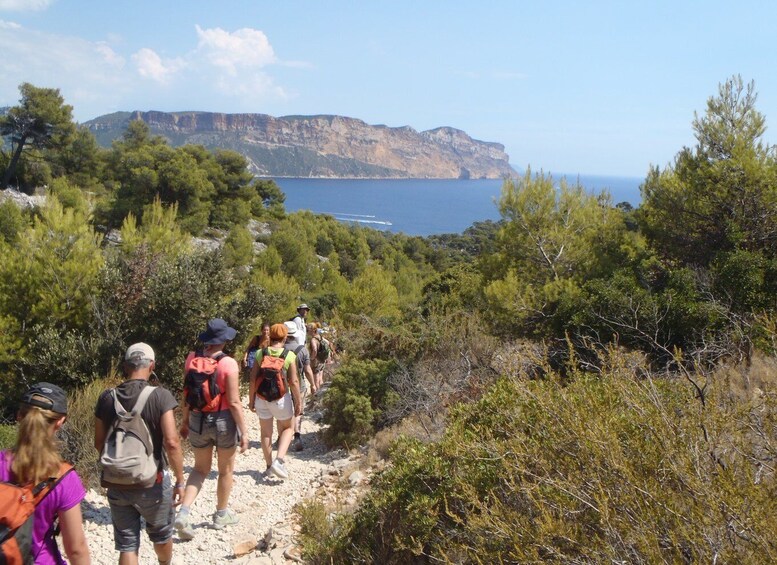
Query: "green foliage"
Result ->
[[223, 224, 254, 268], [1, 82, 76, 190], [0, 199, 27, 244], [0, 424, 16, 451], [0, 199, 103, 348], [339, 264, 401, 323], [119, 197, 191, 256], [322, 359, 398, 447], [639, 76, 777, 268], [314, 360, 777, 563]]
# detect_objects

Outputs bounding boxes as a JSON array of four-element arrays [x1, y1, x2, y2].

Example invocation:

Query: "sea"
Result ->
[[274, 174, 643, 237]]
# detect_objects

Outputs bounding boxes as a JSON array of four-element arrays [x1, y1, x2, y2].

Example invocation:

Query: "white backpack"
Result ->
[[99, 386, 159, 488]]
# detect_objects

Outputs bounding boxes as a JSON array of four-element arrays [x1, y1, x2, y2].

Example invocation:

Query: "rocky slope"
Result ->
[[85, 111, 516, 179]]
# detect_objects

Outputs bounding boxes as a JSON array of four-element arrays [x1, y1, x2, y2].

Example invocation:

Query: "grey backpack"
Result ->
[[99, 386, 159, 488]]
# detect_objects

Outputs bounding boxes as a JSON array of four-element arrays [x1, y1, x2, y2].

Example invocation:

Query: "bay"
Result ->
[[274, 174, 643, 237]]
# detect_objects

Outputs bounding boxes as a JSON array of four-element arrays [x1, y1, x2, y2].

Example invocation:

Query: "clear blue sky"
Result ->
[[1, 0, 775, 177]]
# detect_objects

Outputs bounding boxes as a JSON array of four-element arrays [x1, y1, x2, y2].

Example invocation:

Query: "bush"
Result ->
[[322, 359, 398, 448], [59, 374, 122, 487], [311, 351, 777, 563], [0, 423, 17, 450]]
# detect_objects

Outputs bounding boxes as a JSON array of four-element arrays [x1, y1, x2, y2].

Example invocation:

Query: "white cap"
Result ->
[[283, 321, 297, 335], [125, 342, 155, 362]]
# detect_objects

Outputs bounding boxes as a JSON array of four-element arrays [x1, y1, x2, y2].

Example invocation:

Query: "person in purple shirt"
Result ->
[[0, 382, 90, 565]]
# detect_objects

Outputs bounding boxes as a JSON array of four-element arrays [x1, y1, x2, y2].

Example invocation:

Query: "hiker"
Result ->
[[289, 303, 310, 346], [308, 324, 329, 391], [242, 323, 269, 379], [1, 383, 90, 565], [284, 320, 317, 451], [249, 322, 302, 479], [175, 318, 248, 540], [94, 343, 184, 565]]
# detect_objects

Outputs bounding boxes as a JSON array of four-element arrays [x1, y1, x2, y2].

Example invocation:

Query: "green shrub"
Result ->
[[59, 374, 122, 487], [0, 423, 17, 450], [312, 354, 777, 563], [322, 359, 398, 448]]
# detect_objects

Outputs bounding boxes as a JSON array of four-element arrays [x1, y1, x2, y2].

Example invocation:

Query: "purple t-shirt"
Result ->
[[0, 450, 86, 565]]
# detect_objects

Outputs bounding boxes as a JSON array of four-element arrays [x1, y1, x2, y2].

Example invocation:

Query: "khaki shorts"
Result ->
[[188, 410, 238, 449]]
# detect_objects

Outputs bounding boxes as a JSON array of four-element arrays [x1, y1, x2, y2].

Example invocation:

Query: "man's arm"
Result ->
[[287, 362, 302, 417], [160, 408, 185, 504], [94, 417, 107, 453]]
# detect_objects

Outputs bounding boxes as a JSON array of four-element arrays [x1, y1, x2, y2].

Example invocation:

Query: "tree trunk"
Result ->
[[2, 135, 27, 189]]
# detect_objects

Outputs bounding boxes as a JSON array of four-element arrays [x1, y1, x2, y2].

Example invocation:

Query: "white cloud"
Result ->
[[0, 19, 20, 28], [132, 48, 184, 83], [0, 0, 53, 11], [195, 24, 276, 76]]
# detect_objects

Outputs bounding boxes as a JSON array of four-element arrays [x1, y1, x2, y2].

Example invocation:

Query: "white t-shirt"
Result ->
[[291, 314, 307, 345]]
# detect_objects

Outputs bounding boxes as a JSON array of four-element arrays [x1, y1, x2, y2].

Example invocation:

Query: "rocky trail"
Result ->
[[79, 389, 366, 564]]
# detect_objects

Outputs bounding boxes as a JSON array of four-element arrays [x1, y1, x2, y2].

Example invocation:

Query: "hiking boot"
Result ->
[[174, 512, 195, 541], [291, 436, 304, 452], [212, 509, 239, 529], [270, 458, 289, 480]]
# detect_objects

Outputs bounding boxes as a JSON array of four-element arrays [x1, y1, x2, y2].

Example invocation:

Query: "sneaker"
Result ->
[[269, 458, 289, 480], [291, 437, 303, 452], [174, 512, 195, 541], [212, 509, 239, 529]]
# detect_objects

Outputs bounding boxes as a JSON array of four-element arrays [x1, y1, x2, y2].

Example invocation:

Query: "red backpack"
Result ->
[[0, 462, 73, 565], [256, 348, 289, 402], [184, 352, 226, 412]]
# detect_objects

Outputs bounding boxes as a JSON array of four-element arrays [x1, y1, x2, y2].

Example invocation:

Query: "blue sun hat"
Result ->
[[198, 318, 237, 345]]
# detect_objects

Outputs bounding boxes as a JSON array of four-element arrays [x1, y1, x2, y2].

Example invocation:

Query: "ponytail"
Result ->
[[12, 404, 62, 484]]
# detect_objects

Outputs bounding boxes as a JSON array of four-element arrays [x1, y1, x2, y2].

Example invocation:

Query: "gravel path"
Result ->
[[81, 391, 353, 564]]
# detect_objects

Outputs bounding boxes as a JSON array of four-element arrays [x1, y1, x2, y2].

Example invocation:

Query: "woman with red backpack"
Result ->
[[249, 323, 302, 480]]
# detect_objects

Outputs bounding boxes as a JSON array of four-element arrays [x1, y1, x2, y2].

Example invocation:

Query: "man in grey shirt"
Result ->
[[284, 321, 315, 451]]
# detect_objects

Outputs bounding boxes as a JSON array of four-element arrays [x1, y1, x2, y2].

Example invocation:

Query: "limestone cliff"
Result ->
[[85, 111, 516, 179]]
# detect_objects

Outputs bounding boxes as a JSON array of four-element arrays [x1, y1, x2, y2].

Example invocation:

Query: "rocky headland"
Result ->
[[84, 111, 516, 179]]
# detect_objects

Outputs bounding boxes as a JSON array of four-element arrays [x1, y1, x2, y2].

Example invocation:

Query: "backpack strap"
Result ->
[[112, 385, 157, 420]]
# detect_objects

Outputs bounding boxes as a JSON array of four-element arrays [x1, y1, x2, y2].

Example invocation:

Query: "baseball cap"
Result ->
[[125, 342, 155, 363], [21, 382, 68, 414]]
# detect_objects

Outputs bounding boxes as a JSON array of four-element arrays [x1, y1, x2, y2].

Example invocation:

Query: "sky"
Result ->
[[0, 1, 775, 178]]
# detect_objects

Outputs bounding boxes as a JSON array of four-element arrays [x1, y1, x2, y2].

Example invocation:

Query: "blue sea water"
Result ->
[[274, 174, 642, 237]]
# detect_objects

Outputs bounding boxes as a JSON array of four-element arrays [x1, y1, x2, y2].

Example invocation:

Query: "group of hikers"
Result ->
[[1, 304, 335, 565]]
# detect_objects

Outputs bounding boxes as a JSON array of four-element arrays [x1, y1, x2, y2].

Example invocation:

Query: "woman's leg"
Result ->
[[275, 417, 294, 460], [215, 445, 237, 511], [259, 417, 275, 469], [181, 446, 213, 507]]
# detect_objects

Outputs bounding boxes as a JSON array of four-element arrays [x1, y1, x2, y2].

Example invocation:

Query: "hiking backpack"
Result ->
[[256, 348, 289, 402], [0, 462, 73, 565], [316, 337, 331, 364], [184, 352, 226, 411], [99, 385, 159, 488]]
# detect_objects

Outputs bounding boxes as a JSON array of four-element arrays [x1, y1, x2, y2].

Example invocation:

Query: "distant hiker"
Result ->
[[308, 324, 331, 391], [1, 383, 90, 565], [249, 323, 302, 479], [94, 343, 184, 565], [284, 321, 316, 451], [242, 323, 269, 378], [289, 303, 310, 346], [175, 319, 248, 540]]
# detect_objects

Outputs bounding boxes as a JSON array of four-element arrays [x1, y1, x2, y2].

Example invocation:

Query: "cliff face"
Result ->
[[85, 111, 515, 179]]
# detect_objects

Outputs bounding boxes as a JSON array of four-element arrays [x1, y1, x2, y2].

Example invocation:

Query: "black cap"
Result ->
[[21, 382, 68, 414]]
